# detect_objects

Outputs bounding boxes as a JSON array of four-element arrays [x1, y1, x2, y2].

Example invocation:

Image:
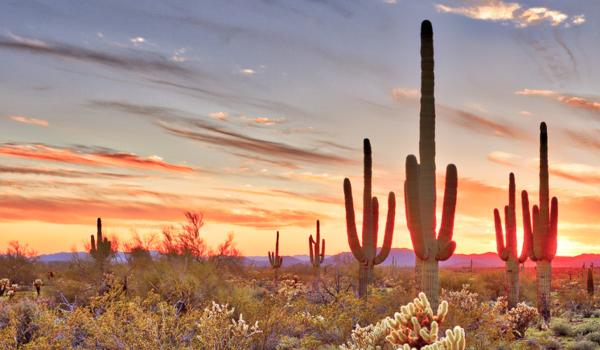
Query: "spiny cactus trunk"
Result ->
[[537, 261, 551, 323], [587, 268, 594, 296], [506, 261, 519, 309], [415, 259, 423, 289], [358, 265, 368, 298], [422, 260, 439, 309]]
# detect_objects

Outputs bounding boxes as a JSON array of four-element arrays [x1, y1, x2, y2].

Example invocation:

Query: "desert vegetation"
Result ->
[[1, 19, 598, 350]]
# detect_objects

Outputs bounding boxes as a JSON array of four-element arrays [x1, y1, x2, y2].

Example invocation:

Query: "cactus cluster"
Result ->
[[342, 292, 465, 350], [405, 20, 458, 310], [344, 138, 396, 298], [308, 220, 326, 278], [33, 278, 43, 297], [521, 122, 559, 323], [90, 218, 113, 269], [494, 173, 529, 309]]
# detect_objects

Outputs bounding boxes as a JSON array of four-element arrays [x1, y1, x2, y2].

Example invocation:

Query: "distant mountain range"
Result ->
[[36, 248, 600, 268]]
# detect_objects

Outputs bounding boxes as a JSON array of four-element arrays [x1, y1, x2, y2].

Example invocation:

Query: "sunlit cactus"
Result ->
[[268, 231, 283, 280], [522, 122, 558, 324], [33, 278, 43, 297], [90, 217, 112, 269], [587, 266, 594, 296], [494, 173, 529, 309], [308, 220, 325, 278], [344, 138, 396, 298], [405, 20, 458, 310]]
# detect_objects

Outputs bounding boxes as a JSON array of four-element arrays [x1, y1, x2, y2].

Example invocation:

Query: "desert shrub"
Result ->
[[586, 331, 600, 345], [568, 341, 598, 350], [507, 302, 539, 338], [551, 321, 572, 336], [540, 338, 562, 350], [574, 321, 599, 336]]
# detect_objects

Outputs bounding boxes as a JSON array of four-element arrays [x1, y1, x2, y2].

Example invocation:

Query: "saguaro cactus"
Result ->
[[309, 220, 325, 279], [344, 138, 396, 298], [268, 231, 283, 280], [90, 218, 112, 269], [404, 20, 458, 310], [494, 173, 529, 309], [587, 267, 594, 296], [522, 122, 558, 323]]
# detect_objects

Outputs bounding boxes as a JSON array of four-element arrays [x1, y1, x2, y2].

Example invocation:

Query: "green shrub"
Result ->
[[586, 331, 600, 345], [551, 322, 572, 337], [568, 341, 598, 350]]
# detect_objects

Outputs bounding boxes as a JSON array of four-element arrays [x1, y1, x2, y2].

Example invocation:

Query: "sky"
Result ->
[[0, 0, 598, 257]]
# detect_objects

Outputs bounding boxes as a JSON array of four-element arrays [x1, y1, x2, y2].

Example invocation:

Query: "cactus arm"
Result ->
[[320, 238, 326, 263], [437, 164, 457, 252], [520, 190, 533, 262], [309, 235, 315, 266], [344, 178, 366, 263], [547, 197, 558, 260], [372, 196, 379, 247], [405, 155, 428, 260], [90, 234, 97, 254], [494, 208, 508, 261], [532, 205, 542, 260], [374, 191, 396, 265], [436, 241, 456, 261], [268, 251, 274, 266]]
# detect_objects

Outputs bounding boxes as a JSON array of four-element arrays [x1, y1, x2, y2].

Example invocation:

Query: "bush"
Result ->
[[568, 341, 598, 350], [551, 322, 572, 337], [585, 331, 600, 345]]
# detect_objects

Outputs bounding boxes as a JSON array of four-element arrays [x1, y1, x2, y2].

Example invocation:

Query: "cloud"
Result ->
[[0, 143, 193, 173], [435, 1, 584, 28], [440, 105, 529, 140], [0, 195, 327, 228], [487, 151, 521, 166], [550, 163, 600, 186], [209, 111, 228, 120], [8, 115, 49, 127], [0, 165, 138, 179], [516, 89, 600, 118], [564, 129, 600, 152], [232, 153, 301, 169], [391, 87, 419, 101], [0, 33, 191, 77], [90, 100, 351, 166], [242, 116, 286, 126], [240, 68, 255, 76]]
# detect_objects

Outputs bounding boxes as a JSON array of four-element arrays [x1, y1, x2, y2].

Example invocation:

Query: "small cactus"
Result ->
[[494, 173, 529, 309], [587, 267, 594, 296], [522, 122, 559, 323], [0, 278, 10, 296], [90, 218, 112, 269], [33, 279, 43, 297], [344, 138, 396, 298], [308, 220, 325, 278], [268, 231, 283, 280]]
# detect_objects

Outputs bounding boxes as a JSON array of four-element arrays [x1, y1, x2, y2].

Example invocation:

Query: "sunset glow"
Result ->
[[0, 1, 598, 257]]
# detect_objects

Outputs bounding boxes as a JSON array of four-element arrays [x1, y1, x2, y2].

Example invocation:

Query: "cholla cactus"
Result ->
[[494, 173, 529, 309], [0, 278, 10, 296], [344, 138, 396, 298], [309, 220, 326, 278], [506, 302, 539, 339], [90, 218, 113, 269], [268, 231, 283, 281], [33, 279, 43, 297], [405, 20, 458, 310], [196, 301, 262, 348], [342, 292, 465, 350], [522, 122, 558, 323]]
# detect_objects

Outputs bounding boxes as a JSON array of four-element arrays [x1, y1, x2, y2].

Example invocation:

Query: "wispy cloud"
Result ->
[[0, 143, 193, 172], [0, 165, 137, 179], [8, 115, 49, 127], [516, 89, 600, 118], [440, 105, 529, 140], [564, 129, 600, 152], [91, 100, 351, 166], [0, 33, 191, 77], [436, 1, 585, 28], [486, 151, 521, 166]]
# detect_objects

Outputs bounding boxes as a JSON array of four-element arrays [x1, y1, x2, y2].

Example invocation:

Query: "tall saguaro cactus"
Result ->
[[309, 220, 326, 278], [405, 20, 458, 310], [344, 138, 396, 298], [494, 173, 529, 309], [522, 122, 559, 323], [268, 231, 283, 281], [90, 218, 112, 269]]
